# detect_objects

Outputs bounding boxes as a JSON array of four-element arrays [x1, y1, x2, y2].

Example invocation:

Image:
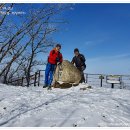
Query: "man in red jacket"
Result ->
[[43, 44, 63, 89]]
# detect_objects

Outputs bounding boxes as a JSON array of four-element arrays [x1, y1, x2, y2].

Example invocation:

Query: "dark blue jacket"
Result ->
[[71, 54, 86, 68]]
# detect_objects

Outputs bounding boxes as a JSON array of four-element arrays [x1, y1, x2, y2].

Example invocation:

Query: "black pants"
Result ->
[[77, 66, 86, 83]]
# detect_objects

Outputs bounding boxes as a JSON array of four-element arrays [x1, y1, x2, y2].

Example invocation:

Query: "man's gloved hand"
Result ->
[[57, 62, 61, 65], [56, 57, 60, 62], [81, 66, 86, 71]]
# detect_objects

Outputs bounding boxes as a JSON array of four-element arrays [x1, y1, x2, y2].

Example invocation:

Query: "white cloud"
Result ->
[[85, 41, 94, 45], [86, 53, 130, 75], [70, 7, 74, 10], [85, 39, 104, 47], [88, 53, 130, 61]]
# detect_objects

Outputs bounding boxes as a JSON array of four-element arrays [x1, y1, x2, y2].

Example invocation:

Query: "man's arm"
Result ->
[[80, 54, 86, 63], [71, 57, 75, 64], [59, 53, 63, 63]]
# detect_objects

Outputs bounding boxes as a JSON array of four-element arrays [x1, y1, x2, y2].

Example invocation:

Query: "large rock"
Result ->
[[53, 60, 82, 88]]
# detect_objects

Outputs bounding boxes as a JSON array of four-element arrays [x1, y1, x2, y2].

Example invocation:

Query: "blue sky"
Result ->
[[5, 3, 130, 74], [52, 4, 130, 74]]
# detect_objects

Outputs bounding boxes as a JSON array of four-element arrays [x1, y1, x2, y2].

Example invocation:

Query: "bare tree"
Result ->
[[23, 18, 58, 86], [0, 4, 14, 26], [0, 4, 70, 85]]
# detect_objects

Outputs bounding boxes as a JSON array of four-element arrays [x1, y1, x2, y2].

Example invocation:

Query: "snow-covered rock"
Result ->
[[0, 83, 130, 127]]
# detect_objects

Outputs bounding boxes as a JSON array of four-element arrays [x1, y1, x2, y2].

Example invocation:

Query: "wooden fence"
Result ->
[[85, 73, 130, 89], [8, 70, 41, 87], [7, 70, 130, 89]]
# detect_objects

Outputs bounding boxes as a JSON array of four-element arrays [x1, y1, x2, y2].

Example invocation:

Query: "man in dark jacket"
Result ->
[[71, 48, 86, 83], [43, 44, 63, 89]]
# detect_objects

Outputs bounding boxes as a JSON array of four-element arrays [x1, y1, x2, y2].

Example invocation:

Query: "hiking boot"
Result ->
[[43, 85, 47, 88], [47, 85, 52, 90]]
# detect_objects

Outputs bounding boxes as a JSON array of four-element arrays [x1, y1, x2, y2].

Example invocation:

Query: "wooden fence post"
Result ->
[[120, 76, 122, 89], [111, 83, 114, 88], [85, 74, 88, 83], [34, 72, 37, 86], [99, 75, 104, 87], [21, 77, 24, 86], [101, 78, 103, 87], [38, 70, 40, 86], [27, 76, 30, 87], [17, 79, 19, 86]]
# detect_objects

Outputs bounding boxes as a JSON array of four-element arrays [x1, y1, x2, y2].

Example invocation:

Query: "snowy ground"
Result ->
[[0, 83, 130, 127]]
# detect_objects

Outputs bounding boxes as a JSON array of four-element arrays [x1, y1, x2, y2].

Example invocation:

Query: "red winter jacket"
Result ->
[[48, 48, 63, 65]]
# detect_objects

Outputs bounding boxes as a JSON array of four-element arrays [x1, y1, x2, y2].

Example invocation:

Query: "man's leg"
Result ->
[[81, 66, 86, 83], [79, 71, 84, 83], [44, 63, 51, 87], [79, 67, 85, 83], [48, 64, 55, 89], [81, 71, 85, 83]]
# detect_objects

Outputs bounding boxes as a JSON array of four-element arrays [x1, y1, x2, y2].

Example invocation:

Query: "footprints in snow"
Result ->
[[3, 107, 7, 110], [72, 117, 87, 127]]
